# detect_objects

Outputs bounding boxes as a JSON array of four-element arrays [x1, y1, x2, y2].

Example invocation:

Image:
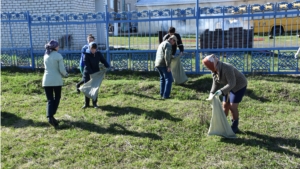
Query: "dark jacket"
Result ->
[[163, 33, 184, 55], [83, 51, 110, 75]]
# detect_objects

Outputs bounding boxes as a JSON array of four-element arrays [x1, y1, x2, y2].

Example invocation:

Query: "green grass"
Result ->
[[1, 68, 300, 168]]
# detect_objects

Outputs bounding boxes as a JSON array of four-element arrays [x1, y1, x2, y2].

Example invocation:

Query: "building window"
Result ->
[[127, 3, 131, 12]]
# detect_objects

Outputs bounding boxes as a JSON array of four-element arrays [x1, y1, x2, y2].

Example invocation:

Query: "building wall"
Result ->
[[1, 0, 100, 50]]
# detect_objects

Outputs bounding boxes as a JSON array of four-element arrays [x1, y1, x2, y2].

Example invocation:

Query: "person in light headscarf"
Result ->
[[81, 42, 110, 109], [42, 40, 68, 127], [202, 54, 247, 133]]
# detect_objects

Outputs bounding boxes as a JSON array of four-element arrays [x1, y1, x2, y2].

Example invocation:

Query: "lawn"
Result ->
[[1, 68, 300, 168]]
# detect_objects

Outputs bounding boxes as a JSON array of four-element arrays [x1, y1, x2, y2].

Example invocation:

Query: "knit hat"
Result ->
[[202, 54, 217, 71], [45, 40, 59, 54]]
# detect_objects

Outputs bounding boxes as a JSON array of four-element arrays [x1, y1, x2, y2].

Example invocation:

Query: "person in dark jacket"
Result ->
[[202, 54, 248, 133], [76, 34, 95, 93], [82, 42, 110, 109], [162, 26, 184, 56]]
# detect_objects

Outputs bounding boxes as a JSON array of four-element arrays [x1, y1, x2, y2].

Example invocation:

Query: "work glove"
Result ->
[[214, 90, 223, 96], [295, 52, 299, 59]]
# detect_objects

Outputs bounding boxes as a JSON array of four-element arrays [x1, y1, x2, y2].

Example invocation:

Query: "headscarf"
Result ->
[[45, 40, 59, 55], [85, 42, 97, 54], [202, 54, 218, 72]]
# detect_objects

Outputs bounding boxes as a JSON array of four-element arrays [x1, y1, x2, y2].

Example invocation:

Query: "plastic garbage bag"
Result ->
[[79, 66, 107, 101], [206, 94, 236, 138], [170, 56, 188, 85]]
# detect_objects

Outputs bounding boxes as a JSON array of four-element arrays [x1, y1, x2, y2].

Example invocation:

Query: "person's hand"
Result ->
[[172, 55, 175, 58], [206, 93, 214, 100], [167, 67, 171, 72], [214, 90, 222, 96], [64, 73, 68, 78]]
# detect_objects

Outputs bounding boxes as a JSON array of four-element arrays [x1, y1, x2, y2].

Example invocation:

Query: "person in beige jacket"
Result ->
[[202, 54, 247, 133], [42, 40, 68, 127], [155, 35, 177, 99]]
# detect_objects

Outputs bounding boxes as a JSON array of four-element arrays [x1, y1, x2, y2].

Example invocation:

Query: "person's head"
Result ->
[[87, 34, 95, 43], [168, 27, 176, 35], [45, 40, 59, 55], [88, 42, 97, 54], [168, 35, 177, 46], [202, 54, 219, 72]]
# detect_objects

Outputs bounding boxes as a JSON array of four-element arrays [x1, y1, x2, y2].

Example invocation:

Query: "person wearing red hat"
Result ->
[[202, 54, 247, 133]]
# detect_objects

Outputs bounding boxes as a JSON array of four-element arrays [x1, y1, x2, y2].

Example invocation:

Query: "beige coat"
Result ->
[[155, 41, 172, 68], [42, 51, 67, 87], [210, 61, 247, 94]]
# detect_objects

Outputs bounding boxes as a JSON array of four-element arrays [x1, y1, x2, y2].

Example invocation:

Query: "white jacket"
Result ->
[[42, 51, 67, 87]]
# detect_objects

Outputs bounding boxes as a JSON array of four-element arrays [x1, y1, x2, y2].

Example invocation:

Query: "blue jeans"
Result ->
[[156, 67, 173, 98]]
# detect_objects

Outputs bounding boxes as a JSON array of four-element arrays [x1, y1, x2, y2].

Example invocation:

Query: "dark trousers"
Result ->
[[83, 72, 97, 106], [44, 86, 62, 117]]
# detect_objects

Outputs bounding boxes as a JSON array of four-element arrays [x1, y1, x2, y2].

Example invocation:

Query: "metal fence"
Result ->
[[1, 2, 300, 74]]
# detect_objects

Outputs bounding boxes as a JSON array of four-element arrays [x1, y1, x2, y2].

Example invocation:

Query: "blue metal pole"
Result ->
[[27, 11, 35, 70], [8, 13, 14, 49], [65, 14, 69, 50], [149, 10, 151, 50], [47, 15, 50, 40], [105, 5, 111, 64], [195, 0, 200, 73]]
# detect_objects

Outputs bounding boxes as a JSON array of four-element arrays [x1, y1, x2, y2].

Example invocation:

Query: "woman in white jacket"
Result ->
[[42, 40, 68, 126]]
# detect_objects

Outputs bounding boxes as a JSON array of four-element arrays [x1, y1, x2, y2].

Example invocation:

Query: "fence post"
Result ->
[[105, 5, 111, 64], [195, 0, 200, 73], [27, 11, 35, 70]]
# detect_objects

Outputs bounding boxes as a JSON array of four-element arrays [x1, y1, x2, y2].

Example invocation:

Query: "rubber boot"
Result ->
[[82, 97, 90, 109], [231, 119, 239, 133], [93, 98, 99, 109]]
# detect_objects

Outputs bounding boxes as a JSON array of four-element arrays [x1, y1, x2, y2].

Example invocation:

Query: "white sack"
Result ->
[[170, 56, 188, 85], [79, 67, 107, 101], [206, 95, 236, 138]]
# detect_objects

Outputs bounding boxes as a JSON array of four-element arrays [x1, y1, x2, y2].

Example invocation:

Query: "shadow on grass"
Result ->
[[1, 112, 162, 140], [100, 105, 182, 122], [58, 120, 162, 140], [221, 131, 300, 158], [1, 111, 50, 128], [123, 92, 160, 100], [179, 75, 212, 92], [245, 89, 270, 102]]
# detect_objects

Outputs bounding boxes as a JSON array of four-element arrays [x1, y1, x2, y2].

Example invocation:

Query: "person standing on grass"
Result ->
[[162, 26, 184, 57], [155, 35, 177, 99], [76, 34, 95, 93], [42, 40, 68, 127], [202, 54, 247, 133], [82, 42, 110, 109]]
